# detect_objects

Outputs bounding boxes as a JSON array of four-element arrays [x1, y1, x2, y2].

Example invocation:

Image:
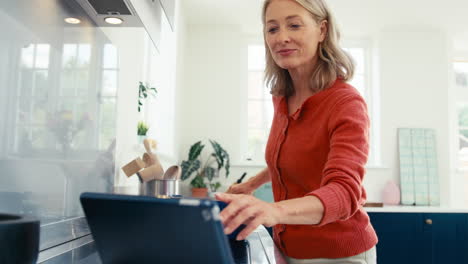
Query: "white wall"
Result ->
[[100, 27, 147, 187], [178, 24, 252, 193], [103, 1, 182, 192], [0, 38, 7, 157], [364, 28, 455, 205]]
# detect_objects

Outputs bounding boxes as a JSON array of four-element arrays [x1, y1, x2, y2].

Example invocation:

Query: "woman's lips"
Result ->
[[277, 49, 296, 56]]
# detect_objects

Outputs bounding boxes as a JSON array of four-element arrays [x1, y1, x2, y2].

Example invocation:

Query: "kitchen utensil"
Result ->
[[163, 165, 181, 180], [139, 179, 179, 198], [121, 157, 145, 177], [136, 163, 164, 182]]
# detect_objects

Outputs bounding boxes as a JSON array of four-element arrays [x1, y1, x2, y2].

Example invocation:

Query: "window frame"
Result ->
[[240, 38, 382, 168]]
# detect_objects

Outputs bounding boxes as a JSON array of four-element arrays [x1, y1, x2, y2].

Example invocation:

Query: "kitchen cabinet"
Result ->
[[368, 212, 468, 264], [159, 0, 176, 31]]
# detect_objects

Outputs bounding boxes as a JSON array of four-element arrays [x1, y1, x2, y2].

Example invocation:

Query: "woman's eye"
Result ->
[[268, 27, 278, 33], [290, 24, 301, 29]]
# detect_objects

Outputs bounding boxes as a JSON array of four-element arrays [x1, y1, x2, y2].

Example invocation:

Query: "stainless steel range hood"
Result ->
[[73, 0, 144, 27]]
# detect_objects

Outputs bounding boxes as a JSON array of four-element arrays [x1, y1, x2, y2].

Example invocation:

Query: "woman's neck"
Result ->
[[288, 56, 318, 99]]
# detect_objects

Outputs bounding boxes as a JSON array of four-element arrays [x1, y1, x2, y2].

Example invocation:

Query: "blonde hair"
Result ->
[[262, 0, 355, 96]]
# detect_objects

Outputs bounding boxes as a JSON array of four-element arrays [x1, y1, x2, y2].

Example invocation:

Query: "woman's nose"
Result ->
[[276, 29, 290, 44]]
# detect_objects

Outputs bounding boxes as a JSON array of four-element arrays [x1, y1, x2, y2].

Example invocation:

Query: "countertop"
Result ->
[[38, 225, 287, 264], [365, 205, 468, 213]]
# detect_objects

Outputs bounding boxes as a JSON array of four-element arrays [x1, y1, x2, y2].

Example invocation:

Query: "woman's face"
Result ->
[[264, 0, 326, 71]]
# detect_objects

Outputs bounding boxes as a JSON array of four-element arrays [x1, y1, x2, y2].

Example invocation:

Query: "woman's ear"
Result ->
[[319, 20, 328, 42]]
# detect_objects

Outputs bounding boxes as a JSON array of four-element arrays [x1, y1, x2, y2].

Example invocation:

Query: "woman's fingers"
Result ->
[[236, 218, 263, 241], [226, 182, 254, 195], [226, 184, 239, 194], [214, 193, 281, 240], [224, 205, 257, 234], [214, 192, 236, 203], [217, 194, 249, 222]]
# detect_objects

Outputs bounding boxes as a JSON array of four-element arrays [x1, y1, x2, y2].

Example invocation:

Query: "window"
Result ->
[[98, 44, 118, 150], [59, 43, 93, 150], [16, 44, 51, 151], [243, 45, 273, 163], [343, 44, 381, 167], [454, 61, 468, 206], [243, 43, 381, 166]]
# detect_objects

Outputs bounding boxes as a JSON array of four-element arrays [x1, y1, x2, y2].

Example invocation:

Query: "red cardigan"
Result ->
[[265, 79, 378, 259]]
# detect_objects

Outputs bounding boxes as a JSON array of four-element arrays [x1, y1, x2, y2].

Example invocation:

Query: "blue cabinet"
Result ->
[[368, 212, 468, 264]]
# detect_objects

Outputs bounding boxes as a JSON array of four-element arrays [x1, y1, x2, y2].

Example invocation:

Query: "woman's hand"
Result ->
[[215, 192, 282, 240], [227, 168, 271, 195], [226, 181, 256, 195]]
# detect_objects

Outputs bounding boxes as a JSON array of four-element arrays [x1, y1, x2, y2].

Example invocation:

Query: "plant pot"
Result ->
[[137, 135, 146, 144], [0, 213, 40, 264], [191, 187, 208, 198]]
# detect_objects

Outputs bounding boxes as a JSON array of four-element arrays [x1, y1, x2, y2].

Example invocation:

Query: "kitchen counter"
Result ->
[[365, 205, 468, 213], [38, 225, 287, 264]]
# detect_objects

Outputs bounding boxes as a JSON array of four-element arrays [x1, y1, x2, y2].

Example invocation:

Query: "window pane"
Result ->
[[60, 70, 75, 96], [34, 70, 49, 96], [103, 44, 118, 68], [15, 126, 31, 152], [74, 103, 92, 149], [35, 44, 50, 69], [76, 70, 89, 96], [349, 74, 365, 98], [346, 48, 365, 74], [62, 44, 77, 68], [77, 44, 91, 68], [248, 71, 265, 99], [99, 98, 116, 150], [32, 101, 47, 125], [247, 128, 268, 161], [31, 126, 48, 149], [58, 98, 75, 112], [102, 70, 117, 96], [458, 103, 468, 144], [75, 100, 89, 122], [454, 62, 468, 88], [21, 44, 34, 68], [17, 98, 31, 124], [248, 100, 264, 128], [20, 69, 33, 97]]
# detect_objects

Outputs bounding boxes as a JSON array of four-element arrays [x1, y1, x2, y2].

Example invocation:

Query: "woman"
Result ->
[[214, 0, 378, 263]]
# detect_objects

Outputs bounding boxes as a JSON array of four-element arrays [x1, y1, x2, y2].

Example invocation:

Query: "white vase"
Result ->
[[137, 135, 146, 144], [382, 180, 401, 205]]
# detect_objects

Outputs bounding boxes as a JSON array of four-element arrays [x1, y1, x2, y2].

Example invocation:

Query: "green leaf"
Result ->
[[209, 140, 230, 177], [181, 160, 201, 181], [137, 121, 149, 135], [144, 93, 147, 98], [209, 140, 224, 170], [188, 141, 204, 161], [210, 182, 221, 192], [190, 175, 206, 188], [204, 167, 216, 181], [224, 150, 230, 177]]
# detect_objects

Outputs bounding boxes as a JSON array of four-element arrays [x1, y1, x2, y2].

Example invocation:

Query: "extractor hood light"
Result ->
[[104, 17, 124, 25], [64, 17, 81, 24]]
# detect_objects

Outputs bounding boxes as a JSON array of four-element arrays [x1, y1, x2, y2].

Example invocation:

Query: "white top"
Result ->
[[364, 205, 468, 213]]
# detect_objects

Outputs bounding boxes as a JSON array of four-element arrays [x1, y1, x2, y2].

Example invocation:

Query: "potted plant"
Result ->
[[181, 140, 230, 197], [137, 121, 149, 143]]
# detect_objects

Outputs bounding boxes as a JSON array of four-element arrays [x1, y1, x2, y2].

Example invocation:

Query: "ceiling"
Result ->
[[182, 0, 468, 49]]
